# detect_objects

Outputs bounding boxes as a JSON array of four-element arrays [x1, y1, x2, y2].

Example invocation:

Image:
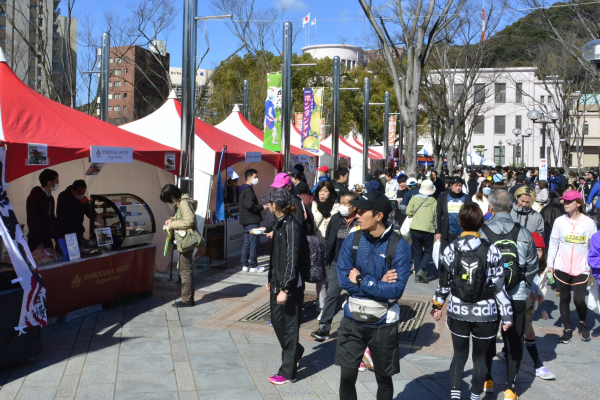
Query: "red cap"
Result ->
[[559, 190, 583, 202], [316, 166, 329, 173], [531, 232, 545, 249]]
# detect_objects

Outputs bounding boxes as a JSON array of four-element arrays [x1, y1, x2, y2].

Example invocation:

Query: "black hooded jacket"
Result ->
[[268, 213, 304, 293]]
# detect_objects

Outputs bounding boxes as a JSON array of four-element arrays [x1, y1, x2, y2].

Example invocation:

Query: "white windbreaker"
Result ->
[[548, 214, 598, 276]]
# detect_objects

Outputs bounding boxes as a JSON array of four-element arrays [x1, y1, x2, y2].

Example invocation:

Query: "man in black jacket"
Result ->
[[430, 170, 445, 200], [239, 169, 267, 273], [311, 191, 359, 341], [26, 169, 60, 251], [332, 167, 350, 201], [56, 180, 97, 242], [435, 176, 472, 255]]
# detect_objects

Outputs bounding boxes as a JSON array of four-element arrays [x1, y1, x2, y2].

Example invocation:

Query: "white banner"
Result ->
[[0, 149, 48, 331], [539, 159, 548, 182], [90, 146, 133, 163]]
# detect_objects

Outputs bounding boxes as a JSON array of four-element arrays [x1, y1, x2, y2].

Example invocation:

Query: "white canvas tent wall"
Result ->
[[467, 151, 495, 167]]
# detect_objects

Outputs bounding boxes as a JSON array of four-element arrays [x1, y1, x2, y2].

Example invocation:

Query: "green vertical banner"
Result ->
[[263, 72, 282, 152]]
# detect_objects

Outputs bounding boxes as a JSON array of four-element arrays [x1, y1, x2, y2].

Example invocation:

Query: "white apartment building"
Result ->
[[431, 67, 563, 168], [302, 44, 365, 69]]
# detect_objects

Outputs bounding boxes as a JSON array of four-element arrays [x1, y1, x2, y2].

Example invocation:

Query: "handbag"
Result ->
[[174, 200, 205, 253], [400, 197, 430, 236], [301, 202, 325, 283]]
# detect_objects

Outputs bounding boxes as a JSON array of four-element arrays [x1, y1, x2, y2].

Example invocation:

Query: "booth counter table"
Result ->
[[38, 244, 156, 318]]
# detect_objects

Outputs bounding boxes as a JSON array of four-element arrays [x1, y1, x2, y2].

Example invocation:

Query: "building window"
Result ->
[[109, 58, 113, 63], [123, 93, 127, 98], [108, 94, 113, 99], [584, 124, 589, 136], [516, 83, 523, 103], [114, 69, 121, 76], [540, 96, 544, 104], [0, 12, 5, 16], [114, 94, 121, 99], [494, 116, 505, 134], [495, 83, 506, 103], [473, 116, 485, 134], [568, 98, 574, 110], [108, 106, 112, 111], [124, 81, 128, 86], [113, 118, 121, 124], [494, 146, 505, 165], [124, 68, 128, 73], [114, 81, 122, 87], [123, 106, 127, 111], [474, 83, 485, 104], [114, 106, 121, 112], [515, 115, 521, 130], [453, 84, 464, 104], [108, 82, 113, 88], [116, 57, 122, 63], [0, 25, 6, 30], [547, 95, 553, 104]]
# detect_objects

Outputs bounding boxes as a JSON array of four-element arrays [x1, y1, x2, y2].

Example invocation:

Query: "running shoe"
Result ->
[[559, 329, 573, 344], [242, 267, 249, 272], [415, 270, 429, 284], [362, 347, 374, 371], [250, 266, 266, 273], [358, 362, 367, 372], [483, 379, 494, 393], [579, 322, 591, 342], [268, 375, 295, 385], [535, 366, 556, 380], [311, 328, 330, 341], [503, 389, 518, 399]]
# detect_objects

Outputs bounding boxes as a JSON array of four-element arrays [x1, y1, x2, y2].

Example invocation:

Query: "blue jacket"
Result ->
[[587, 181, 600, 208], [337, 226, 412, 324], [311, 174, 330, 194], [364, 180, 381, 193]]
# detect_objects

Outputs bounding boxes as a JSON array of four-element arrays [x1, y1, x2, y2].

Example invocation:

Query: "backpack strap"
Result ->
[[385, 231, 401, 269], [509, 222, 521, 241], [480, 224, 497, 243], [352, 230, 363, 267]]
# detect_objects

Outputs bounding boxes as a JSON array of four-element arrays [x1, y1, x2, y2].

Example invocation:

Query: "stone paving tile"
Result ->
[[14, 385, 58, 400], [174, 361, 196, 392], [115, 371, 178, 394], [119, 338, 172, 355], [75, 383, 114, 400], [79, 364, 117, 385], [122, 315, 167, 328], [120, 326, 170, 339], [193, 367, 255, 391], [197, 388, 263, 400], [114, 392, 179, 400], [84, 346, 120, 365], [185, 336, 237, 354], [189, 352, 246, 371], [118, 354, 174, 373], [55, 374, 81, 398]]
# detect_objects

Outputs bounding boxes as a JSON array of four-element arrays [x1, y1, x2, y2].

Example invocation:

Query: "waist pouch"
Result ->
[[348, 297, 390, 323]]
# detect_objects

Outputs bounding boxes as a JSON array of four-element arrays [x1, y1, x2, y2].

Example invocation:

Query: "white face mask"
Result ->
[[75, 194, 85, 200], [339, 205, 354, 217], [251, 178, 259, 185], [51, 183, 59, 191]]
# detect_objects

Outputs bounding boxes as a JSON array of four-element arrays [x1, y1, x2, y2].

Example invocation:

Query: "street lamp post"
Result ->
[[331, 56, 340, 170], [512, 128, 521, 167], [523, 128, 533, 168], [582, 39, 600, 70], [242, 80, 249, 120], [383, 92, 390, 170], [362, 77, 370, 183], [527, 109, 560, 161]]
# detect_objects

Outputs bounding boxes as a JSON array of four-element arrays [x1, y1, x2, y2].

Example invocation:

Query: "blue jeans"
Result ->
[[241, 223, 260, 268]]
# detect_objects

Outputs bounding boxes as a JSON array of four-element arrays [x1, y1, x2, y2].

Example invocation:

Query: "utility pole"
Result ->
[[99, 32, 110, 122], [362, 77, 370, 182], [242, 80, 249, 120], [331, 56, 340, 170], [281, 22, 293, 171], [383, 91, 389, 171]]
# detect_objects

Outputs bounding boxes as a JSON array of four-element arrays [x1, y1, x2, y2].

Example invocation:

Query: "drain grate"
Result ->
[[240, 296, 429, 342], [397, 300, 429, 342]]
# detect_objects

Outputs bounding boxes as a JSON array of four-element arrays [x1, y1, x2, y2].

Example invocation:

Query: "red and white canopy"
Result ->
[[350, 136, 384, 160], [290, 124, 352, 159]]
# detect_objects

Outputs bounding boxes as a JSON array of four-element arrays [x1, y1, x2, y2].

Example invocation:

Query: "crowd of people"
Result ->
[[181, 162, 600, 400]]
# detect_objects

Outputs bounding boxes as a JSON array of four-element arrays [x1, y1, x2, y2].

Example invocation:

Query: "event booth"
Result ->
[[289, 125, 352, 177], [120, 92, 282, 262], [339, 137, 384, 188], [0, 47, 183, 368]]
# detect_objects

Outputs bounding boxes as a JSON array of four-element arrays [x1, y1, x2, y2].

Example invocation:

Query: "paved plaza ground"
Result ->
[[2, 249, 600, 399]]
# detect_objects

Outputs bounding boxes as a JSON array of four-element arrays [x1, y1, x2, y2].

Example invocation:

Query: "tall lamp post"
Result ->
[[527, 109, 560, 161], [512, 128, 521, 167], [582, 39, 600, 70], [522, 128, 533, 168], [506, 139, 520, 166]]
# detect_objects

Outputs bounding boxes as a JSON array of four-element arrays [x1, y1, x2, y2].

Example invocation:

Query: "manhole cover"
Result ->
[[398, 300, 429, 342], [240, 296, 428, 342], [239, 295, 318, 325]]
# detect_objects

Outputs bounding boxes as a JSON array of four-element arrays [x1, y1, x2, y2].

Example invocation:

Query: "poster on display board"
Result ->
[[301, 87, 324, 153], [539, 159, 548, 181], [95, 228, 114, 247], [27, 143, 48, 165], [164, 153, 176, 170], [65, 233, 80, 261], [263, 72, 282, 152], [0, 149, 48, 331]]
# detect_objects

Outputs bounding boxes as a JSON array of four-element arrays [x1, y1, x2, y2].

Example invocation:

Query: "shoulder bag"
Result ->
[[400, 197, 430, 236], [174, 200, 206, 253]]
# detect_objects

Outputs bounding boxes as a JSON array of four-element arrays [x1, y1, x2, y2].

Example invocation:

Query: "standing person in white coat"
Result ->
[[311, 180, 340, 313]]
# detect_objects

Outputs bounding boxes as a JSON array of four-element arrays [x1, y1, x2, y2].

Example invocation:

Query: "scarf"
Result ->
[[449, 190, 465, 199], [316, 197, 335, 218]]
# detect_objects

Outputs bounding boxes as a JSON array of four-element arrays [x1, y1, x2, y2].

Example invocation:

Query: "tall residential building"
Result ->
[[106, 45, 170, 125], [427, 67, 563, 168], [53, 15, 77, 107], [569, 94, 600, 169], [0, 0, 59, 96]]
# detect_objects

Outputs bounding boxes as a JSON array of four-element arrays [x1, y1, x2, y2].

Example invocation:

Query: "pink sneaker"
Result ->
[[362, 347, 374, 371], [268, 375, 295, 385], [358, 362, 367, 372]]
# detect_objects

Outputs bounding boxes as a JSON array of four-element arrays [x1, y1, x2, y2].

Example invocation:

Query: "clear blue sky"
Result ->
[[72, 0, 385, 69]]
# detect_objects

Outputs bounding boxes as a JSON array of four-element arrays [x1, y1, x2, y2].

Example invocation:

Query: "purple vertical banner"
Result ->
[[301, 88, 317, 153]]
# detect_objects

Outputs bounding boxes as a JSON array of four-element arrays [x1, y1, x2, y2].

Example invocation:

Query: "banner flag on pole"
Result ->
[[215, 148, 226, 222], [301, 87, 323, 154], [263, 72, 282, 152], [302, 13, 310, 27], [311, 18, 316, 25]]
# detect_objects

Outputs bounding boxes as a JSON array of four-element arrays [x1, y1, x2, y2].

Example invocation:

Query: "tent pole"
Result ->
[[224, 145, 228, 270]]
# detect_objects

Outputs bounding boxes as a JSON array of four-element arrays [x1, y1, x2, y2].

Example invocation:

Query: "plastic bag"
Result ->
[[432, 240, 441, 269], [400, 217, 412, 236], [587, 277, 600, 312]]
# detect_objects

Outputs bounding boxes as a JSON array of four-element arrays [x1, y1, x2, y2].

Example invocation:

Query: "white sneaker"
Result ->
[[242, 267, 249, 272], [250, 267, 266, 273], [535, 366, 556, 380]]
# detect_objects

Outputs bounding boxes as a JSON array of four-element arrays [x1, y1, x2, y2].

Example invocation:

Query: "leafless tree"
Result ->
[[358, 0, 469, 176]]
